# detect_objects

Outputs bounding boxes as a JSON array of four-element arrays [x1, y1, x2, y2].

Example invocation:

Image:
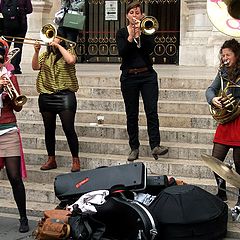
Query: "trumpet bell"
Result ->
[[14, 95, 28, 107], [207, 0, 240, 37], [40, 23, 57, 43], [140, 16, 159, 35]]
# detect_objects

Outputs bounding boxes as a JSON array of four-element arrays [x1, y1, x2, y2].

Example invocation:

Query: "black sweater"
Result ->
[[116, 27, 155, 71]]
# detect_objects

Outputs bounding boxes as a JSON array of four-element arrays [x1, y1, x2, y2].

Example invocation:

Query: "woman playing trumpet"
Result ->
[[0, 38, 29, 232], [206, 38, 240, 206]]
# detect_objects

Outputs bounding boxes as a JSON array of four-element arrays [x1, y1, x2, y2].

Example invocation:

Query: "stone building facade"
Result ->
[[21, 0, 239, 67]]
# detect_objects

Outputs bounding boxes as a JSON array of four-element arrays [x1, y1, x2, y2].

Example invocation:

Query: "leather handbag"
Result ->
[[33, 209, 72, 240], [63, 12, 86, 30]]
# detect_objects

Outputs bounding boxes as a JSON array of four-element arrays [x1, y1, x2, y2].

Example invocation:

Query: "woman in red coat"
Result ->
[[0, 38, 29, 232]]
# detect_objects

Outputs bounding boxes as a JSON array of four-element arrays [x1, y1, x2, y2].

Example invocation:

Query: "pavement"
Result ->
[[0, 213, 38, 240]]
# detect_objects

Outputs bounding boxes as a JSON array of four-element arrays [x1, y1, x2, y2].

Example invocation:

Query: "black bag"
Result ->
[[68, 204, 106, 240], [149, 184, 228, 240], [94, 194, 158, 240]]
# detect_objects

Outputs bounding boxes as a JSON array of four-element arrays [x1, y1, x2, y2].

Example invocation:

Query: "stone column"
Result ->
[[179, 0, 232, 67], [179, 0, 212, 66]]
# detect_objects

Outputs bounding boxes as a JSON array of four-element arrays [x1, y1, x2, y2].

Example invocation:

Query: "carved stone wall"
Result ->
[[179, 0, 237, 67]]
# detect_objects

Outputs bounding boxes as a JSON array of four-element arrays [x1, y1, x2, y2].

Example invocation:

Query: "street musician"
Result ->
[[0, 37, 29, 233], [206, 38, 240, 207]]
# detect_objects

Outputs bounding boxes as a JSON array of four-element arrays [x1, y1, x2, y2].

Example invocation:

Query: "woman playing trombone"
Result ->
[[32, 32, 80, 172], [0, 38, 29, 232], [116, 1, 168, 161]]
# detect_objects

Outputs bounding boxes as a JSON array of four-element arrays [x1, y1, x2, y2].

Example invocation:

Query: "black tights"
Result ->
[[41, 110, 79, 157], [5, 156, 26, 218], [212, 143, 240, 198]]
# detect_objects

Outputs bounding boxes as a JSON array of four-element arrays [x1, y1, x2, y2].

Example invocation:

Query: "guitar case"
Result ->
[[54, 162, 146, 202], [149, 184, 228, 240]]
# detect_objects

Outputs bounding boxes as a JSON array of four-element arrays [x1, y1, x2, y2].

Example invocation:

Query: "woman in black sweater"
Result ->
[[116, 1, 168, 161]]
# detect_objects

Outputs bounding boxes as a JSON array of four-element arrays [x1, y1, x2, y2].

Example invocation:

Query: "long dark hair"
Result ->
[[46, 39, 67, 64], [220, 38, 240, 81]]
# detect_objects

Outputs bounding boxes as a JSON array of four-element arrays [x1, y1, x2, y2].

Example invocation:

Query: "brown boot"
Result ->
[[40, 156, 57, 170], [71, 157, 80, 172]]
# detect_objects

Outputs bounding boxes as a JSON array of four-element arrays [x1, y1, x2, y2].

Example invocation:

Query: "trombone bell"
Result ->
[[140, 16, 159, 35], [40, 23, 77, 47], [40, 23, 57, 43]]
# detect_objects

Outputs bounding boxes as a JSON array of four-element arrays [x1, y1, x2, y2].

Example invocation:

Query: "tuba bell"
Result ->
[[223, 0, 240, 20], [140, 16, 159, 35], [207, 0, 240, 37]]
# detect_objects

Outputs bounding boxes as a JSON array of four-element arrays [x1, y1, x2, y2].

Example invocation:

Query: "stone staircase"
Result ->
[[0, 64, 240, 238]]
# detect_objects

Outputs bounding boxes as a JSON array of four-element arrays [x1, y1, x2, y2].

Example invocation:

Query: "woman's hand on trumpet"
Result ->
[[0, 75, 9, 90]]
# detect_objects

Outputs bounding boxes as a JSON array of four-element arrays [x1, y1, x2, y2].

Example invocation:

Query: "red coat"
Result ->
[[0, 75, 21, 124]]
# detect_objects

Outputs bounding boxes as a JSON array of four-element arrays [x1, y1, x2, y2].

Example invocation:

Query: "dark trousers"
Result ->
[[121, 70, 160, 150], [3, 19, 27, 71]]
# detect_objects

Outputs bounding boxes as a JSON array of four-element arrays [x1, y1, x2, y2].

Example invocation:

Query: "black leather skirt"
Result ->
[[38, 90, 77, 113]]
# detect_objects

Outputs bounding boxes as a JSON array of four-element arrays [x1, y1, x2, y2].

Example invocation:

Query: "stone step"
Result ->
[[0, 198, 57, 218], [16, 108, 217, 129], [20, 133, 214, 160], [22, 85, 207, 102], [1, 156, 236, 183], [21, 96, 210, 115], [0, 158, 218, 183], [17, 120, 216, 144], [17, 72, 213, 90], [0, 180, 58, 205], [8, 148, 231, 179]]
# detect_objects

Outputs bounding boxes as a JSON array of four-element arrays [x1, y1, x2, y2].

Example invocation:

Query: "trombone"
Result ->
[[2, 23, 76, 48]]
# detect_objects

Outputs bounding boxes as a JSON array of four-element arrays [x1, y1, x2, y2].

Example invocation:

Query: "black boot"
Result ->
[[19, 217, 29, 233]]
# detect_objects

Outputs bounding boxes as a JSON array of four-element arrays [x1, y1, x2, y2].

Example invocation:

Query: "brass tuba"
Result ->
[[209, 63, 240, 124], [207, 0, 240, 123]]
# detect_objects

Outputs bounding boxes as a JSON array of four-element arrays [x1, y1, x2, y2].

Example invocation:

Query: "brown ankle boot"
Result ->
[[71, 157, 80, 172], [40, 156, 57, 170]]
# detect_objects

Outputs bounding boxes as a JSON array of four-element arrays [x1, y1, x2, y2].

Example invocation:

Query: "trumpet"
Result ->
[[0, 47, 27, 107], [2, 23, 76, 48], [3, 76, 28, 107]]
